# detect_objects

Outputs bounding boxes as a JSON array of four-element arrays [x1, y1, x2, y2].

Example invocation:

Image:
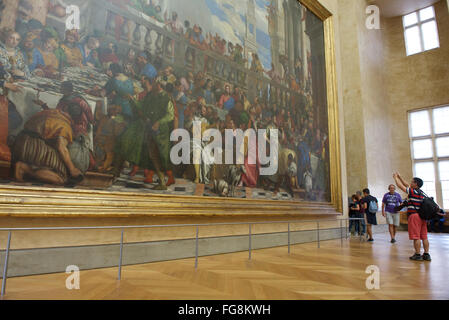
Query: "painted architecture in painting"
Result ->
[[0, 0, 330, 202]]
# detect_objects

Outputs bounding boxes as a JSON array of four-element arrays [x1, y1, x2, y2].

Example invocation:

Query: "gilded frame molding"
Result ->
[[0, 0, 343, 217]]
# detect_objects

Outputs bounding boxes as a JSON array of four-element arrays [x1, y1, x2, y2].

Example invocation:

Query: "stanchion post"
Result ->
[[359, 220, 363, 242], [1, 231, 12, 299], [288, 223, 291, 254], [195, 226, 199, 269], [317, 222, 320, 248], [249, 224, 252, 260], [346, 219, 348, 239], [340, 220, 343, 247], [118, 228, 124, 280]]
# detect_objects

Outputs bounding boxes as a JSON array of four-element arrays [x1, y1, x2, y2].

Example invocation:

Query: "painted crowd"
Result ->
[[0, 0, 329, 201]]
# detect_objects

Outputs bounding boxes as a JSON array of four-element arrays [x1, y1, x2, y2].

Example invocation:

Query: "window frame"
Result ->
[[403, 5, 440, 56], [409, 105, 449, 209]]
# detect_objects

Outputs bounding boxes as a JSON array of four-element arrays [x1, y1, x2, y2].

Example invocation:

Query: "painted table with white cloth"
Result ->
[[7, 67, 110, 150], [8, 67, 110, 133]]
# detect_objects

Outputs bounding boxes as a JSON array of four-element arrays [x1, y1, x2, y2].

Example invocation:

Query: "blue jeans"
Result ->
[[349, 217, 359, 234], [355, 214, 366, 234]]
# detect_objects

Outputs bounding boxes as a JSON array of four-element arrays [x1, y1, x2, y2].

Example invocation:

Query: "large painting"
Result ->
[[0, 0, 330, 202]]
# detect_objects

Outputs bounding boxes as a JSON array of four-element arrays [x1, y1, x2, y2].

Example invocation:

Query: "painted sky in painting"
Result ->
[[159, 0, 272, 68]]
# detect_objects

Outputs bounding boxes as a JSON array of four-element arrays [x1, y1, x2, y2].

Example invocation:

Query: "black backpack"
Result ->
[[413, 190, 440, 221]]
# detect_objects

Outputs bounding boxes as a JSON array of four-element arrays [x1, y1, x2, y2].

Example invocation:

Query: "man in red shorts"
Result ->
[[393, 173, 431, 261]]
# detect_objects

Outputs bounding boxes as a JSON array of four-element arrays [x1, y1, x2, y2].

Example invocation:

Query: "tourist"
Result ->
[[393, 173, 431, 261], [356, 191, 367, 237], [382, 184, 403, 243], [349, 194, 361, 236], [361, 188, 378, 242]]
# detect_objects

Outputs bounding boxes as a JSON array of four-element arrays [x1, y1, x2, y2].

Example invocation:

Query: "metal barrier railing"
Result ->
[[0, 217, 365, 298]]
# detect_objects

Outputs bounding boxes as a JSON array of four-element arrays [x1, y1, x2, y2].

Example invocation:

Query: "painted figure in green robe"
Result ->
[[113, 80, 175, 190]]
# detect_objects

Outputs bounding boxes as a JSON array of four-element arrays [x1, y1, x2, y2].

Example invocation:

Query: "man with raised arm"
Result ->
[[393, 173, 431, 261]]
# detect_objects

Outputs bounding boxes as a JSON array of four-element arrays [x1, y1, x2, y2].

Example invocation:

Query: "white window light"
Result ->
[[409, 105, 449, 209], [403, 6, 440, 56]]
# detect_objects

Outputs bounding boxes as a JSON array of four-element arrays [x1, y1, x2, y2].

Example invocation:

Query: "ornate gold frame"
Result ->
[[0, 0, 342, 217]]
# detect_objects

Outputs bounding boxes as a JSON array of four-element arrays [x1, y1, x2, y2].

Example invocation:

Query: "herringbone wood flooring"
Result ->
[[2, 231, 449, 300]]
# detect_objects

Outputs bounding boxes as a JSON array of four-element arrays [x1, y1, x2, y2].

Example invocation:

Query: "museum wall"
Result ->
[[323, 0, 393, 202], [335, 0, 370, 196], [331, 0, 448, 204], [357, 6, 393, 199], [384, 0, 449, 186]]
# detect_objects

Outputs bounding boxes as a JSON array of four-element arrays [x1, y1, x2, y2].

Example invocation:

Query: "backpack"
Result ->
[[368, 199, 378, 214], [414, 190, 440, 221]]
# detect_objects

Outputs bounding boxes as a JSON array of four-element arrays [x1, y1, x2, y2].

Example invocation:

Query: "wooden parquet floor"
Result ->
[[2, 231, 449, 300]]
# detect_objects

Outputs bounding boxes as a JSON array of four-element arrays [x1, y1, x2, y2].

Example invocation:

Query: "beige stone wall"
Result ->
[[319, 0, 448, 204], [336, 0, 369, 196], [358, 11, 393, 199], [320, 0, 393, 201], [385, 0, 449, 185]]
